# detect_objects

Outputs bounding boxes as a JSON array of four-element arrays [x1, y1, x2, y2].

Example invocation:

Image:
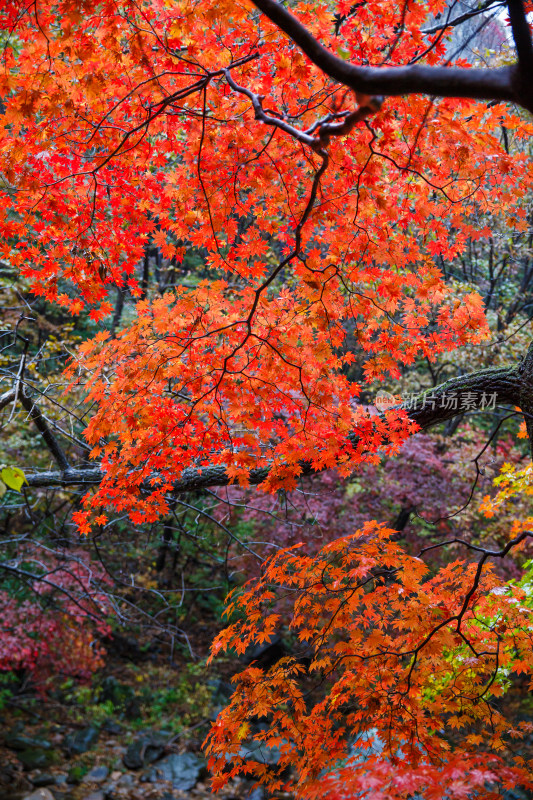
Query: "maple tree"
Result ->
[[1, 0, 533, 796]]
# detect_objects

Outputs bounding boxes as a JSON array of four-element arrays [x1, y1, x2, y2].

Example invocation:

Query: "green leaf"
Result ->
[[336, 46, 350, 60], [0, 467, 27, 492]]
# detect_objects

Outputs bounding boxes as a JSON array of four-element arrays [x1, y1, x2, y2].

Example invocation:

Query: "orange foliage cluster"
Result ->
[[207, 524, 533, 798]]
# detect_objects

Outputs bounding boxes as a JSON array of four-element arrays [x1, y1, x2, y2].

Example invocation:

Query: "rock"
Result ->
[[101, 719, 122, 735], [30, 773, 55, 787], [80, 793, 104, 800], [244, 788, 265, 800], [22, 790, 55, 800], [122, 730, 170, 769], [144, 752, 207, 790], [208, 678, 234, 721], [63, 727, 100, 756], [82, 766, 108, 783], [239, 740, 281, 766], [117, 774, 135, 787], [5, 733, 52, 752], [17, 749, 59, 771]]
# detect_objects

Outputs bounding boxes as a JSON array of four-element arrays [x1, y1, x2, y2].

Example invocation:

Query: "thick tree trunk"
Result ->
[[519, 342, 533, 458]]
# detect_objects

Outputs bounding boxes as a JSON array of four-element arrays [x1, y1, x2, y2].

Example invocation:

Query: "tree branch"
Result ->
[[19, 389, 70, 471], [224, 68, 382, 149], [22, 361, 522, 491], [422, 1, 505, 35], [0, 388, 16, 414], [507, 0, 533, 109], [250, 0, 531, 112], [0, 561, 108, 625], [401, 364, 521, 429]]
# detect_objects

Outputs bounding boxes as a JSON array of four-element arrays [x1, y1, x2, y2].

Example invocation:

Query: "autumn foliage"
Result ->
[[0, 550, 112, 690], [206, 523, 533, 798], [2, 0, 518, 525], [1, 0, 533, 796]]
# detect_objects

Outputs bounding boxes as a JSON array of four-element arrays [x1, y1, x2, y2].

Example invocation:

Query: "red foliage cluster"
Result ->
[[0, 550, 113, 690]]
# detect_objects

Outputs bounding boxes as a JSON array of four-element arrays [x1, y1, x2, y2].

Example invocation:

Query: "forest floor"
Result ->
[[0, 631, 282, 800], [2, 610, 532, 800]]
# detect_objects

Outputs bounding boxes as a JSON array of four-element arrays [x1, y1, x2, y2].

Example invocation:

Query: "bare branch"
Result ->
[[0, 388, 16, 414], [224, 69, 382, 149], [19, 389, 70, 471], [0, 561, 107, 625], [422, 1, 505, 35]]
